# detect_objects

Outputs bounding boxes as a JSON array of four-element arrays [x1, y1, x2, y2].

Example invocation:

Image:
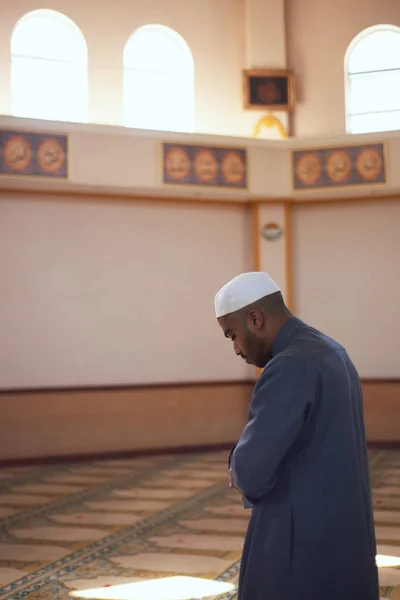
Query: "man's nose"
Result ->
[[233, 341, 241, 356]]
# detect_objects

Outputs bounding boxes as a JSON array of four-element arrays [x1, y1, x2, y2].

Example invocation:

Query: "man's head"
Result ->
[[215, 272, 291, 368]]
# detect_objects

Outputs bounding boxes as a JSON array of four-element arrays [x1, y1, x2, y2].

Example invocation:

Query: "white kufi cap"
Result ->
[[215, 272, 280, 318]]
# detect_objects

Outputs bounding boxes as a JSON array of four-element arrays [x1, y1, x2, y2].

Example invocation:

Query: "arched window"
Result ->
[[345, 25, 400, 134], [11, 10, 88, 123], [123, 25, 195, 132]]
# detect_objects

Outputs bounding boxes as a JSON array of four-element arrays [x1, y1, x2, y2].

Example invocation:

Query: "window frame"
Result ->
[[344, 24, 400, 134], [123, 24, 195, 133], [10, 9, 88, 123]]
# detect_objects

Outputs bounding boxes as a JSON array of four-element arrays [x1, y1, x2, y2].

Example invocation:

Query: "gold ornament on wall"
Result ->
[[252, 113, 288, 139]]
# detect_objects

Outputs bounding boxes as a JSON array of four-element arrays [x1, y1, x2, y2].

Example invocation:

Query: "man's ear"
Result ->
[[247, 309, 264, 331]]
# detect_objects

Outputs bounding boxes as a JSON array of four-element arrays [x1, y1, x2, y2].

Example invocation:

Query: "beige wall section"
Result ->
[[245, 0, 289, 137], [0, 382, 252, 461], [245, 0, 286, 68], [0, 195, 252, 388], [248, 145, 290, 197], [258, 203, 288, 300], [292, 200, 400, 378], [286, 0, 400, 137]]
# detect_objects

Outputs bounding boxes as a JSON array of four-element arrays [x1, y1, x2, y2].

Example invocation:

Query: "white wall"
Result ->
[[292, 200, 400, 377], [0, 195, 252, 387]]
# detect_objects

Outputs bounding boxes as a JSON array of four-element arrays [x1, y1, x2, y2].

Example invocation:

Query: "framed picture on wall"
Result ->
[[243, 69, 296, 112], [292, 142, 387, 190], [0, 130, 69, 179], [162, 142, 247, 189]]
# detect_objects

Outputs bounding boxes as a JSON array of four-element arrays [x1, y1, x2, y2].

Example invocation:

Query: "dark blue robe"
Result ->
[[229, 317, 379, 600]]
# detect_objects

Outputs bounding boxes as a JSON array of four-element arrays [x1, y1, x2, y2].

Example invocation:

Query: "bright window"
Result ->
[[11, 10, 88, 123], [123, 25, 195, 132], [345, 25, 400, 134]]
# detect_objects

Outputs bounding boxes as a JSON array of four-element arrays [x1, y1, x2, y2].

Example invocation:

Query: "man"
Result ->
[[214, 271, 379, 600]]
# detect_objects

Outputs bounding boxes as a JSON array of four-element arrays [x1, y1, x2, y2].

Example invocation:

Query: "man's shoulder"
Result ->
[[288, 323, 347, 365], [297, 321, 343, 347], [261, 323, 358, 387], [261, 325, 348, 377]]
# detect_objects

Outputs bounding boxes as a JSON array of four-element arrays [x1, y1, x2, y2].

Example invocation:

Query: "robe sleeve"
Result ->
[[230, 356, 315, 504]]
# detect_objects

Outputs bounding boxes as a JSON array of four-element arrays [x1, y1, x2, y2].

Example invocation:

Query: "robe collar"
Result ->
[[271, 316, 305, 357]]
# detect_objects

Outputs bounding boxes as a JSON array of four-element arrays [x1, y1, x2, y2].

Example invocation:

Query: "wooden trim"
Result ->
[[0, 186, 248, 209], [367, 442, 400, 449], [252, 201, 261, 271], [0, 442, 235, 469], [250, 193, 400, 207], [284, 203, 293, 311], [250, 202, 262, 378], [252, 197, 293, 205], [293, 193, 400, 207], [0, 379, 255, 396], [1, 378, 395, 397], [361, 378, 400, 384], [1, 185, 399, 209]]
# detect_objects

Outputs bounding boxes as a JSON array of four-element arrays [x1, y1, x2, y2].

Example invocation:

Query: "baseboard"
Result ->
[[367, 442, 400, 449], [0, 379, 256, 395], [0, 381, 252, 462], [0, 441, 234, 469], [0, 378, 398, 464], [2, 440, 397, 470], [361, 379, 400, 443]]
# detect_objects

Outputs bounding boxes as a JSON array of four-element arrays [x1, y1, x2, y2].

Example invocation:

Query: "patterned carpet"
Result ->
[[0, 449, 398, 599]]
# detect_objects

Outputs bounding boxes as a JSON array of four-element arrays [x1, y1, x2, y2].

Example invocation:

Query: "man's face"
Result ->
[[218, 310, 268, 368]]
